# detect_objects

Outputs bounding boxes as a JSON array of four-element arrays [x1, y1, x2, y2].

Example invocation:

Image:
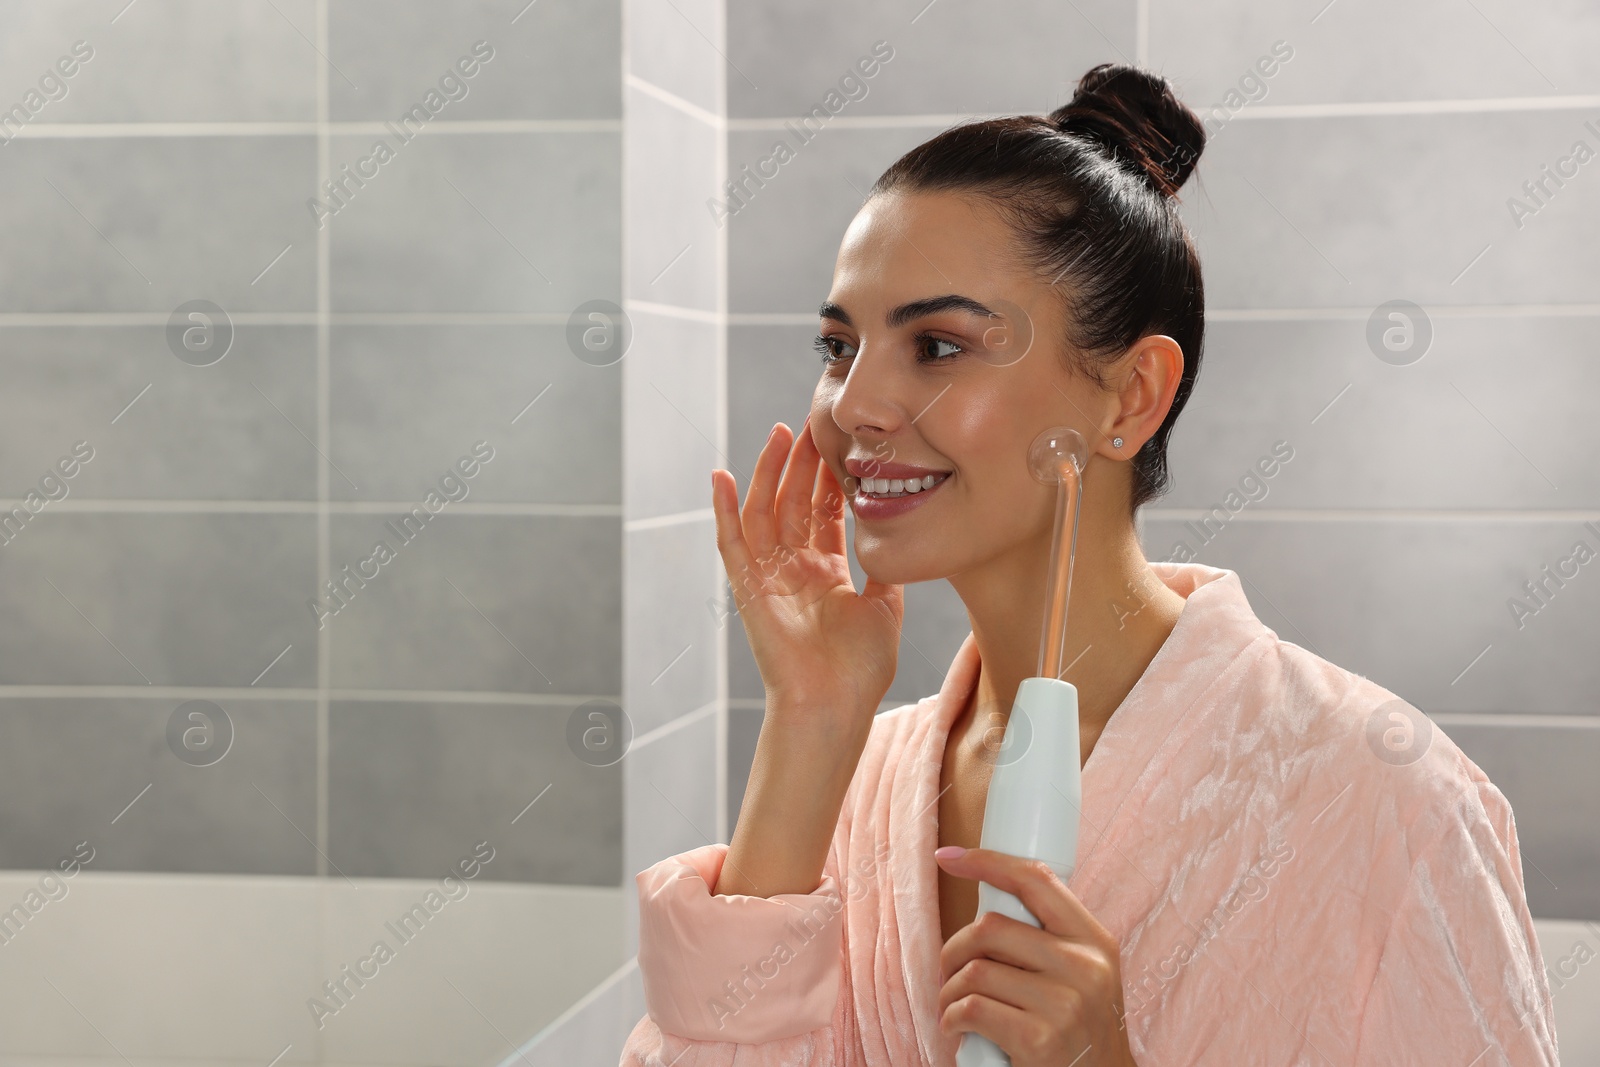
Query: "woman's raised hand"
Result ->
[[711, 416, 904, 723]]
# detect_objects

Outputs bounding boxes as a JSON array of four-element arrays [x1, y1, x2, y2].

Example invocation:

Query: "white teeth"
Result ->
[[856, 472, 947, 497]]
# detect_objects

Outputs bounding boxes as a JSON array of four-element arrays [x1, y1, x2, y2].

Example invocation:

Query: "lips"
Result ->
[[838, 454, 947, 479], [842, 457, 953, 519]]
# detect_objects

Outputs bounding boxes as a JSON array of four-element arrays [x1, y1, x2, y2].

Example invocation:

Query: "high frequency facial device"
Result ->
[[956, 427, 1089, 1067]]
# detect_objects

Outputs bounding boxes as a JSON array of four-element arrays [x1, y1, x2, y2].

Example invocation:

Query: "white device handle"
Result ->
[[955, 676, 1082, 1067]]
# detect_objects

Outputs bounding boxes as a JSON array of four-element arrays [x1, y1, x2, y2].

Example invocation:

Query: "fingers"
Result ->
[[711, 468, 761, 609], [741, 422, 792, 561], [935, 847, 1110, 946], [939, 990, 1043, 1056], [940, 910, 1062, 980], [773, 416, 822, 548], [812, 459, 848, 557], [939, 952, 1069, 1023]]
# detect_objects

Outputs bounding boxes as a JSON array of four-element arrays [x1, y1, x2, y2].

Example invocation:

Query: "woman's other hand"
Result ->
[[936, 846, 1138, 1067]]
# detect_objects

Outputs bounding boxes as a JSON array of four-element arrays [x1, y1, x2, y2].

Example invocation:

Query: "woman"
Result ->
[[620, 64, 1558, 1066]]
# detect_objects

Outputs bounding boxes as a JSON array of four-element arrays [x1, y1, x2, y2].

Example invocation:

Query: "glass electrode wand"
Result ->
[[956, 427, 1089, 1067]]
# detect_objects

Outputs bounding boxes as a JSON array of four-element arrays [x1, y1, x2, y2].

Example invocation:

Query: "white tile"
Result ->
[[1535, 918, 1600, 1063], [0, 871, 623, 1066], [624, 85, 721, 312]]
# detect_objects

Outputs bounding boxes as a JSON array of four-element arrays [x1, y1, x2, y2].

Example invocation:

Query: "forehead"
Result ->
[[829, 190, 1028, 315]]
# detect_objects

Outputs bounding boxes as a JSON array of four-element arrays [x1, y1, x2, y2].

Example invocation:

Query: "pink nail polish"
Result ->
[[934, 845, 966, 860]]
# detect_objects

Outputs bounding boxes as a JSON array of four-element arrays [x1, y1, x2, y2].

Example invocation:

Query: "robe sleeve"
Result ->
[[619, 842, 851, 1065], [1353, 779, 1559, 1065]]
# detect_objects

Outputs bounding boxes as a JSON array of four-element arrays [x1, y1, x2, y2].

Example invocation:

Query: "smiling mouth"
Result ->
[[853, 473, 951, 498]]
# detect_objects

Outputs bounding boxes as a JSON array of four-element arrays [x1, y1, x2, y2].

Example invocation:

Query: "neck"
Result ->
[[947, 491, 1186, 757]]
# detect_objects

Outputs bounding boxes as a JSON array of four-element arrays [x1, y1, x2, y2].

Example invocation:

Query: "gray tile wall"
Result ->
[[0, 2, 625, 892], [713, 1, 1600, 924], [619, 0, 728, 960]]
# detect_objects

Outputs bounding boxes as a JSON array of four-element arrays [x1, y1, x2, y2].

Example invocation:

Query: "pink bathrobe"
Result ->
[[620, 562, 1560, 1065]]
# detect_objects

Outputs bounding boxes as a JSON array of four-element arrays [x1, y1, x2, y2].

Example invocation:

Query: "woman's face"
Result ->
[[809, 189, 1109, 586]]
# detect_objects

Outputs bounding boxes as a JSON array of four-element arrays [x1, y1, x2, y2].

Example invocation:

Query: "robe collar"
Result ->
[[895, 562, 1274, 1063]]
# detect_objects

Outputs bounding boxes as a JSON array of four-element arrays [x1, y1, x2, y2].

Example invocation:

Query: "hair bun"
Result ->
[[1048, 64, 1205, 197]]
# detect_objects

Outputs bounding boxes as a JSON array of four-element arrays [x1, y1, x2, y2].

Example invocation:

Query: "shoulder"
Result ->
[[1245, 636, 1516, 892]]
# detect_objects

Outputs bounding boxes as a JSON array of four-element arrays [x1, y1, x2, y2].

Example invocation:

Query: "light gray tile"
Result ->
[[1182, 111, 1600, 309], [726, 0, 1132, 119], [329, 324, 619, 505], [623, 310, 720, 521], [726, 324, 824, 484], [623, 708, 717, 879], [329, 0, 620, 121], [328, 700, 620, 885], [1443, 720, 1600, 921], [625, 0, 720, 114], [0, 0, 317, 123], [725, 124, 930, 313], [624, 520, 718, 736], [621, 708, 717, 955], [0, 325, 316, 501], [1138, 517, 1600, 716], [1159, 315, 1597, 511], [0, 514, 317, 688], [1150, 0, 1599, 108], [891, 578, 971, 704], [326, 131, 619, 313], [624, 86, 719, 312], [0, 698, 316, 875], [0, 137, 317, 312], [325, 515, 619, 696]]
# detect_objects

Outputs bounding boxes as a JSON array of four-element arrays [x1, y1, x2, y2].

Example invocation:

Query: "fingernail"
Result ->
[[934, 845, 966, 861]]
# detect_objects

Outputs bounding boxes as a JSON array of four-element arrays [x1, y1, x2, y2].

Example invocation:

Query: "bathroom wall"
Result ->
[[2, 0, 1595, 1065], [0, 0, 628, 1063]]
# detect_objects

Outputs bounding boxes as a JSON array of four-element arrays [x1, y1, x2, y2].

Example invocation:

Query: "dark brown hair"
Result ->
[[868, 63, 1207, 510]]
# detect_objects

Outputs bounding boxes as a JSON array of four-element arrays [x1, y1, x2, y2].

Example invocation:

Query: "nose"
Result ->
[[825, 344, 910, 441]]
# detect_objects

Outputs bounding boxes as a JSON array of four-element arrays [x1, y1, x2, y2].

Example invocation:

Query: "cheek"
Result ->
[[930, 378, 1029, 482]]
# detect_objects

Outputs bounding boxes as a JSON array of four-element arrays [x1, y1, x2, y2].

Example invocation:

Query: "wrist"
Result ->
[[762, 690, 880, 745]]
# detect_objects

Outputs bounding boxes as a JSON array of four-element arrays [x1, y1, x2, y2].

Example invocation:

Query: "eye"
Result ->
[[912, 332, 964, 363], [813, 334, 857, 364]]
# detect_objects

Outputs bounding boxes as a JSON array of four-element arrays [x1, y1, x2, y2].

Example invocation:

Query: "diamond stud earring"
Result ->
[[1112, 436, 1124, 448]]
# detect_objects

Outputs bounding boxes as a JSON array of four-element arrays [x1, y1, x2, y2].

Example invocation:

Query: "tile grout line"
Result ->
[[6, 119, 623, 138], [313, 4, 332, 1064], [714, 0, 730, 848], [20, 500, 623, 516], [1, 304, 1598, 329], [7, 90, 1600, 141], [17, 501, 1598, 523], [0, 684, 621, 704], [315, 0, 332, 889]]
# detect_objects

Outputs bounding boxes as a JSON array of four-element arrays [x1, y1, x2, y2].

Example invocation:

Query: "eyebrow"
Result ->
[[817, 293, 997, 331]]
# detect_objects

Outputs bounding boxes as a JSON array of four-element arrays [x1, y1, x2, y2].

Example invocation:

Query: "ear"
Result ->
[[1101, 334, 1184, 459]]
